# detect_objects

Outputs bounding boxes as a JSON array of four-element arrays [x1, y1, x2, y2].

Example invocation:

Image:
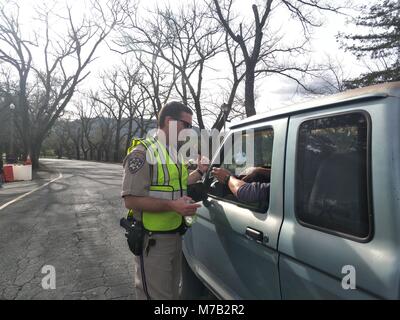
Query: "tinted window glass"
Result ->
[[296, 113, 370, 238]]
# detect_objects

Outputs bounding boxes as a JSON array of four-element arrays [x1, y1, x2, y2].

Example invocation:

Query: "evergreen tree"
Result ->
[[341, 0, 400, 88]]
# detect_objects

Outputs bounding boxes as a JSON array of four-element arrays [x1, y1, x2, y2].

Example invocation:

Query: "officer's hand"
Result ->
[[197, 155, 209, 174], [170, 196, 201, 216]]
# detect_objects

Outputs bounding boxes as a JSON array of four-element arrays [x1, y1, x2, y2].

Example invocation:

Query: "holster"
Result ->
[[120, 218, 145, 256]]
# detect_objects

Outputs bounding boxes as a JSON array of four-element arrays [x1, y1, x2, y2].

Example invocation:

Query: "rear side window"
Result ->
[[295, 112, 371, 239]]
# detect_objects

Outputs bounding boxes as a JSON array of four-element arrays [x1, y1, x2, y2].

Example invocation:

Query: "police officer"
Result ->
[[121, 101, 208, 300]]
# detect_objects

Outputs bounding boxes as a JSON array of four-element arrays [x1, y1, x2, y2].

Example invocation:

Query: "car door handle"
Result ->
[[245, 227, 270, 245], [245, 227, 264, 243]]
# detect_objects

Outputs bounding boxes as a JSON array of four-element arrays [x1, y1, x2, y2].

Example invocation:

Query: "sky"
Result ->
[[254, 1, 371, 113], [2, 0, 377, 127]]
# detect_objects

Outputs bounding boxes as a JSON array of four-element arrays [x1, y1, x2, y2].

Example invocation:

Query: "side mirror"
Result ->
[[187, 182, 208, 202]]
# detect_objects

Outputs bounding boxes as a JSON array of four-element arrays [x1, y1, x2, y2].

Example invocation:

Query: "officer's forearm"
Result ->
[[124, 195, 174, 213]]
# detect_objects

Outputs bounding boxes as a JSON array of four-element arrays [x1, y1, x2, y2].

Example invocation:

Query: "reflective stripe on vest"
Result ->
[[126, 137, 188, 232]]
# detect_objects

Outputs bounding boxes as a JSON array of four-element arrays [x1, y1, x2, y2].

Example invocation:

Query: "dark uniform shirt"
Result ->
[[236, 182, 270, 203]]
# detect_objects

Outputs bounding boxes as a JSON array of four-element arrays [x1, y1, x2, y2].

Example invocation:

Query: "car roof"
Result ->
[[230, 81, 400, 129]]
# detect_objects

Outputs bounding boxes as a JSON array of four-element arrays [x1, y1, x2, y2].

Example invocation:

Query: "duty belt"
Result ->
[[129, 217, 188, 236]]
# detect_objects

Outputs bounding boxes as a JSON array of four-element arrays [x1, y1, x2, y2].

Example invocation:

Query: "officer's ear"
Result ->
[[162, 116, 175, 129]]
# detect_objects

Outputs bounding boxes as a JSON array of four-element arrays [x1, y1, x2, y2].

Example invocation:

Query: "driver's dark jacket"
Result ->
[[236, 182, 270, 203]]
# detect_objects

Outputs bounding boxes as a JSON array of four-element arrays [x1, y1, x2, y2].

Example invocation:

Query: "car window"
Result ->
[[295, 112, 371, 239], [208, 127, 274, 211]]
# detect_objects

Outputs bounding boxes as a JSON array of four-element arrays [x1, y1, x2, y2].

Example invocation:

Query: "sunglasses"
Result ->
[[173, 118, 193, 129]]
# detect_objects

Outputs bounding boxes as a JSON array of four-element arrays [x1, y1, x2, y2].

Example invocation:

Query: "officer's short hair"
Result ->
[[158, 101, 193, 128]]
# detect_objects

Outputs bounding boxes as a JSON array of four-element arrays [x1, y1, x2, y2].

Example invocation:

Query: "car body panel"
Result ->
[[279, 97, 400, 299]]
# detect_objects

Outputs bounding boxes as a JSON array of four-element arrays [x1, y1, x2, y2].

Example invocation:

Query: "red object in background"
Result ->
[[3, 165, 14, 182], [25, 155, 32, 165]]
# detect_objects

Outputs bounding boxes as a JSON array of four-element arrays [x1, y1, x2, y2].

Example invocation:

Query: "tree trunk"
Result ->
[[244, 65, 257, 117], [89, 147, 94, 160], [97, 148, 102, 161], [19, 76, 31, 160], [57, 145, 63, 159], [76, 145, 80, 160], [113, 121, 121, 162], [105, 148, 110, 162], [212, 78, 241, 131], [75, 129, 81, 160], [31, 141, 43, 169], [194, 99, 205, 129], [125, 115, 133, 154]]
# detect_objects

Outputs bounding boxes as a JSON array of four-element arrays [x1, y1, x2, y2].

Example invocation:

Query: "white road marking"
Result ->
[[0, 172, 63, 211]]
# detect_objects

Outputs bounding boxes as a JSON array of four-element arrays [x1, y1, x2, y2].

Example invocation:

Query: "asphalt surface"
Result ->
[[0, 159, 135, 300], [0, 164, 59, 206]]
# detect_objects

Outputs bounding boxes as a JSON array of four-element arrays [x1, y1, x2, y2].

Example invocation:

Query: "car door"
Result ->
[[279, 99, 400, 299], [184, 118, 287, 299]]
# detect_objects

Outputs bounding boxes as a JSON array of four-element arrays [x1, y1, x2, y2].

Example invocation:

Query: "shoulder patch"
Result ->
[[127, 151, 146, 174]]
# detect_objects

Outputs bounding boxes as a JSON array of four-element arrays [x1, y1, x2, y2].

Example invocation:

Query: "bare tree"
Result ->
[[91, 72, 129, 162], [88, 98, 114, 162], [67, 121, 81, 161], [0, 67, 18, 156], [73, 98, 96, 160], [56, 120, 73, 159], [303, 55, 351, 95], [91, 59, 157, 161], [121, 79, 156, 150], [212, 0, 347, 116], [0, 0, 130, 168], [132, 50, 177, 119], [211, 31, 246, 130], [118, 2, 225, 129]]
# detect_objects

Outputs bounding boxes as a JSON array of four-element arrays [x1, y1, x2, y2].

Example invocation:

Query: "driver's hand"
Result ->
[[211, 167, 231, 183]]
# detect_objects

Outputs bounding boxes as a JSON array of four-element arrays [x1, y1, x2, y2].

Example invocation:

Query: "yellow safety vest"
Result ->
[[126, 137, 188, 232]]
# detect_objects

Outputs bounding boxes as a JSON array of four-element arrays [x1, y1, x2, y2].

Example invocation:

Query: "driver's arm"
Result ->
[[211, 167, 245, 197], [226, 176, 246, 197], [236, 182, 270, 203], [211, 167, 270, 203]]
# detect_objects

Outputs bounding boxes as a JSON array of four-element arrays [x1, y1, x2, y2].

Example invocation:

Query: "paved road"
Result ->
[[0, 159, 135, 300]]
